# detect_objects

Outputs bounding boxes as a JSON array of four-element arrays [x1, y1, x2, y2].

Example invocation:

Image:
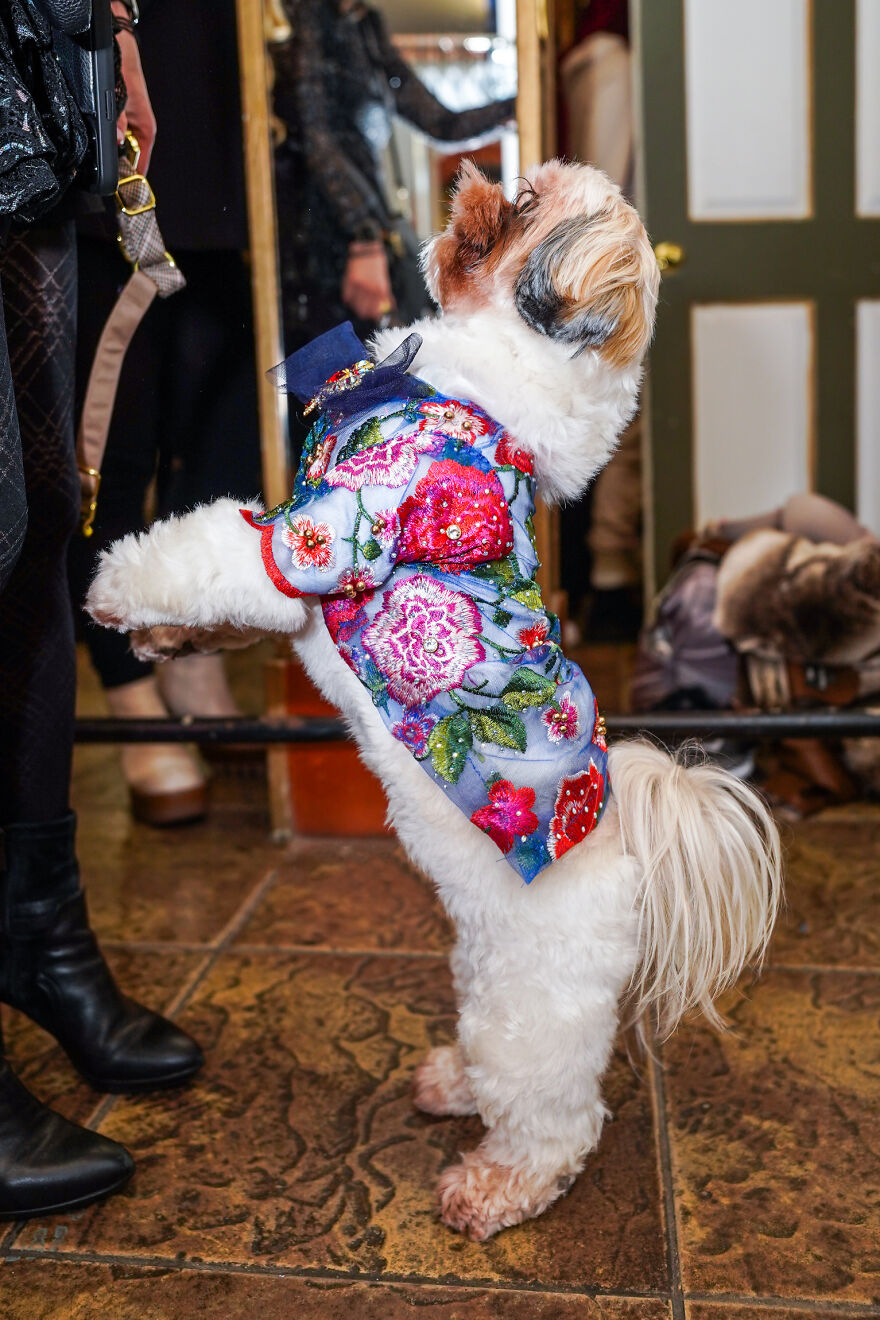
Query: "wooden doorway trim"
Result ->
[[516, 0, 564, 612], [235, 0, 293, 836]]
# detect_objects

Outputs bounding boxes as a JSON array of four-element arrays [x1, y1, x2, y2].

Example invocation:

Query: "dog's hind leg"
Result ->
[[437, 961, 625, 1240]]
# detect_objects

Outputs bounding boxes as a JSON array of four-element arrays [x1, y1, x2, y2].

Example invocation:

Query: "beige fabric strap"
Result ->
[[76, 156, 186, 534]]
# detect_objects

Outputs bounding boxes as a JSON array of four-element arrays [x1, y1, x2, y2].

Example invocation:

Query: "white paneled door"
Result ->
[[636, 0, 880, 588]]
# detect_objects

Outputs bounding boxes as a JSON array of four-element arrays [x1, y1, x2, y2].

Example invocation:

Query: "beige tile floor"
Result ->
[[0, 648, 878, 1318]]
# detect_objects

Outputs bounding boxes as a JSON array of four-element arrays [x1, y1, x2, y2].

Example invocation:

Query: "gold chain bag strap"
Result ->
[[77, 131, 186, 534]]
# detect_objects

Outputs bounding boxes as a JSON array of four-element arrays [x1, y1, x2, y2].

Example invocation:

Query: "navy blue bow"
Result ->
[[268, 322, 431, 421]]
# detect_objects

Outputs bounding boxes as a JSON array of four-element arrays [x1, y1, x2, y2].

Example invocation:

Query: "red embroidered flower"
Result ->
[[369, 508, 398, 548], [518, 619, 549, 650], [542, 694, 580, 743], [281, 516, 335, 571], [322, 567, 376, 643], [338, 566, 376, 601], [323, 599, 367, 645], [418, 399, 489, 443], [549, 762, 605, 860], [495, 432, 534, 474], [593, 697, 607, 752], [397, 460, 514, 570], [471, 779, 539, 854], [305, 434, 336, 483]]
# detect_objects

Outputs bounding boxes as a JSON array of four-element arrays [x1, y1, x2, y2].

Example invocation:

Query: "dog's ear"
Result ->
[[447, 159, 514, 266], [424, 161, 517, 305], [514, 204, 659, 367]]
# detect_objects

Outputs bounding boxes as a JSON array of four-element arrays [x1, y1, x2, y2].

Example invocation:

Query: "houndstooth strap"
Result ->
[[76, 149, 186, 532]]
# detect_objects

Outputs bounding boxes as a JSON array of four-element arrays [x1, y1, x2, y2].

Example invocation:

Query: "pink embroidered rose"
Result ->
[[397, 460, 513, 570], [549, 762, 605, 860], [369, 508, 399, 548], [391, 711, 436, 758], [325, 432, 441, 490], [471, 779, 539, 854], [363, 576, 485, 707], [593, 697, 607, 752], [542, 694, 580, 743], [418, 399, 489, 443], [518, 619, 549, 650], [281, 516, 335, 571], [305, 434, 336, 483], [495, 432, 534, 474]]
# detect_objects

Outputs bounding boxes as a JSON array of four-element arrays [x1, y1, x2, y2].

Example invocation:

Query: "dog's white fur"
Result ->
[[86, 162, 782, 1241]]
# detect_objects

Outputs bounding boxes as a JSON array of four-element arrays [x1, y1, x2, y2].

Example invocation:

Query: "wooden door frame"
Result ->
[[517, 0, 565, 609], [235, 0, 294, 837]]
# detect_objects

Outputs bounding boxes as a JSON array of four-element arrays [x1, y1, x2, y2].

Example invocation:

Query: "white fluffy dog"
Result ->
[[87, 161, 782, 1240]]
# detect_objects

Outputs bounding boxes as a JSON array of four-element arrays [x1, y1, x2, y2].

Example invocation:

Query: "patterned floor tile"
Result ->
[[69, 803, 279, 946], [686, 1304, 880, 1319], [771, 811, 880, 969], [12, 952, 667, 1294], [0, 1260, 671, 1320], [2, 949, 208, 1123], [664, 970, 880, 1304], [233, 839, 453, 953]]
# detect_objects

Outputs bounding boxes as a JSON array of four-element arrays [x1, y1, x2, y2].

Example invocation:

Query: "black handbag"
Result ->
[[0, 0, 86, 221], [35, 0, 118, 194]]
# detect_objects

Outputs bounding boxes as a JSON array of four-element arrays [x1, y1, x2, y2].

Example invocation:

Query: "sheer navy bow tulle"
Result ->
[[268, 321, 430, 421]]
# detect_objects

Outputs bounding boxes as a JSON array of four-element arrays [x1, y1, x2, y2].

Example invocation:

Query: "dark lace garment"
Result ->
[[0, 0, 87, 223], [273, 0, 514, 344]]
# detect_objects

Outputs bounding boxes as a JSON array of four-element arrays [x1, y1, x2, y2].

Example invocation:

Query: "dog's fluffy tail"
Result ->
[[608, 739, 782, 1037]]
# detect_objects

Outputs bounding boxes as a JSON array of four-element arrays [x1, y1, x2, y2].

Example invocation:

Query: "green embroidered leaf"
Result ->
[[500, 669, 556, 711], [338, 416, 384, 462], [471, 557, 516, 588], [361, 538, 382, 561], [512, 582, 543, 610], [428, 713, 472, 783], [492, 607, 513, 628], [469, 706, 527, 753], [525, 513, 538, 551]]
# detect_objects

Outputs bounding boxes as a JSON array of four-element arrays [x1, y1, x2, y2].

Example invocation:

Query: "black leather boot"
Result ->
[[0, 1021, 134, 1220], [0, 814, 204, 1093]]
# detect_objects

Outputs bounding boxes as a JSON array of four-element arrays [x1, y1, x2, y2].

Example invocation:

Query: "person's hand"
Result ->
[[341, 242, 395, 322], [113, 12, 156, 173]]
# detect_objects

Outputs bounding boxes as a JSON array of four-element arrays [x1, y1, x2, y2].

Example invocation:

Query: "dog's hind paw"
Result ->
[[437, 1149, 569, 1241], [412, 1045, 477, 1117]]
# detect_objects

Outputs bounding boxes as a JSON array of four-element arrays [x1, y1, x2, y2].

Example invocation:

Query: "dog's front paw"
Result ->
[[86, 528, 177, 632], [413, 1045, 477, 1117], [130, 623, 269, 662], [437, 1149, 573, 1241]]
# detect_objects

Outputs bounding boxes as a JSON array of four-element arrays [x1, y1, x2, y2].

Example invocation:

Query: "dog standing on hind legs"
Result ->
[[86, 159, 783, 1240]]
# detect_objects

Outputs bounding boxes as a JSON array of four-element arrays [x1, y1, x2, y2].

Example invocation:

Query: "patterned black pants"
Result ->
[[0, 221, 80, 824]]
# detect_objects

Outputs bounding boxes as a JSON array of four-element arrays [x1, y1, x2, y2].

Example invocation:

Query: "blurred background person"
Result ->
[[271, 0, 515, 369], [558, 0, 643, 642]]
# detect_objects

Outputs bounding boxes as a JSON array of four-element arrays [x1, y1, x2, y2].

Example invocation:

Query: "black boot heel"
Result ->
[[0, 814, 204, 1093], [0, 1029, 133, 1220]]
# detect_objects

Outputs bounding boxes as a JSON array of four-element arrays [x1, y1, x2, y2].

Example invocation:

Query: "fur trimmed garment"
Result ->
[[247, 325, 610, 882]]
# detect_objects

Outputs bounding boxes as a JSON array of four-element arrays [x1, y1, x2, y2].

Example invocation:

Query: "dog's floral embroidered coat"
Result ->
[[245, 326, 609, 882]]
